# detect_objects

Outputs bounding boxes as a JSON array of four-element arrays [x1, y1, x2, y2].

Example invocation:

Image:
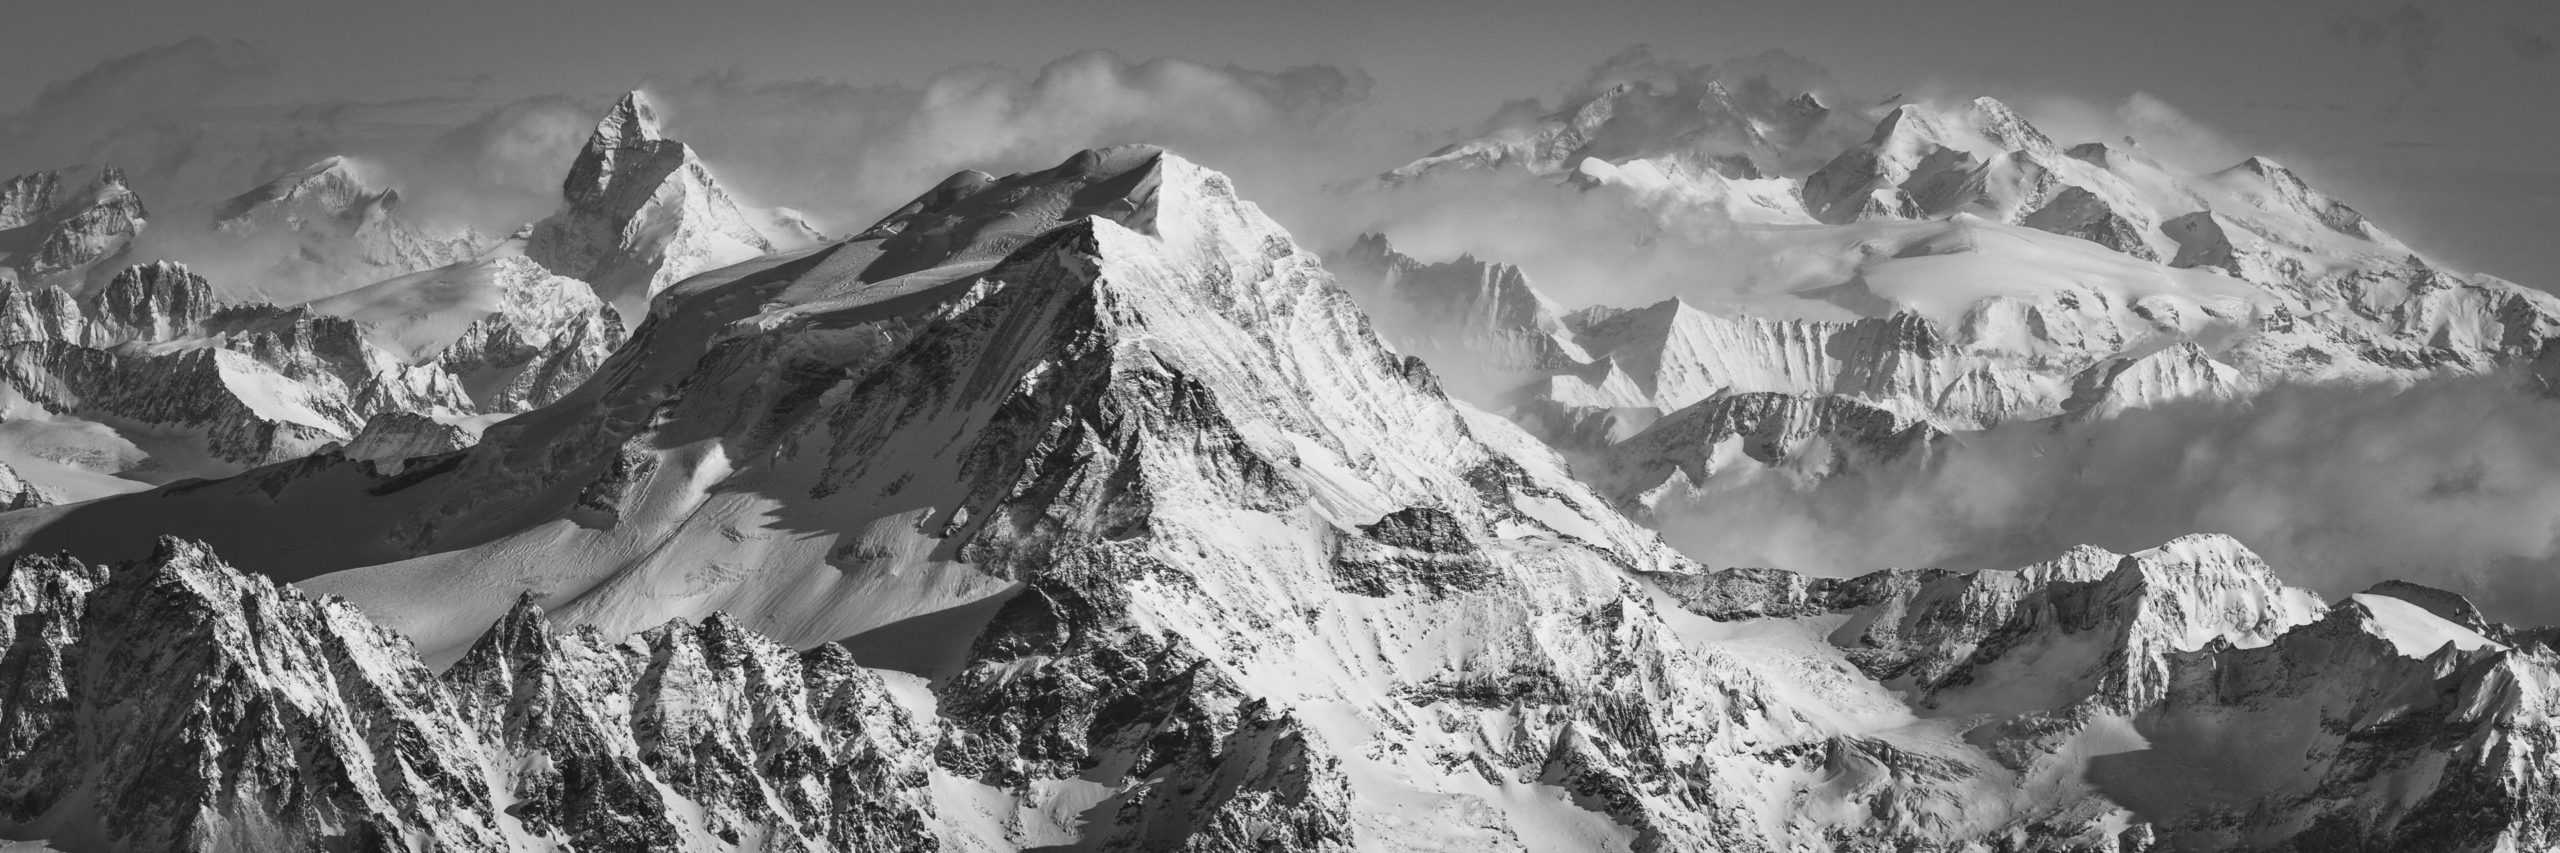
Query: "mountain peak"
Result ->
[[1962, 96, 2056, 154], [596, 90, 666, 147], [1870, 103, 1941, 143], [526, 90, 778, 319]]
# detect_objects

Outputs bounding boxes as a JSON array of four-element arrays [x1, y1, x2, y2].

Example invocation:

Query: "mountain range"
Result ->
[[0, 67, 2554, 852]]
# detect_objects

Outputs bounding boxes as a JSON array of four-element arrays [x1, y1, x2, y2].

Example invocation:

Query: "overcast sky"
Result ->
[[5, 0, 2554, 281]]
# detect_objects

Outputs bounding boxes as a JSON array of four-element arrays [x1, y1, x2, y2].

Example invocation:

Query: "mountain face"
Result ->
[[0, 262, 374, 490], [2, 138, 2558, 852], [525, 91, 790, 322], [0, 249, 603, 494], [0, 165, 148, 289]]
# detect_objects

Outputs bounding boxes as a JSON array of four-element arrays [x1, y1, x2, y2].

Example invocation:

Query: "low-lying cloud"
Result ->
[[1647, 374, 2560, 624]]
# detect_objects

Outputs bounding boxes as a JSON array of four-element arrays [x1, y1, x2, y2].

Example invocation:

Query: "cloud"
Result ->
[[406, 94, 600, 222], [632, 52, 1378, 233], [2010, 91, 2250, 173], [1644, 374, 2560, 623], [0, 40, 515, 224], [6, 37, 278, 147], [1563, 45, 1838, 106]]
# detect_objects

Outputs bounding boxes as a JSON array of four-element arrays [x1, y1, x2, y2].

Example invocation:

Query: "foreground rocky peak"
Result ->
[[0, 540, 940, 851]]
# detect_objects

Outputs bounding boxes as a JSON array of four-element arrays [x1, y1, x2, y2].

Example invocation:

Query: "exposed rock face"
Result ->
[[211, 156, 485, 295], [0, 539, 940, 851], [2024, 186, 2160, 261], [525, 92, 781, 321], [0, 165, 148, 289], [90, 260, 217, 340], [0, 261, 213, 347]]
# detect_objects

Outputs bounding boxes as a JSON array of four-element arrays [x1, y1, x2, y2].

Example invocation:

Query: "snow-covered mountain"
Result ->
[[0, 242, 608, 496], [1342, 93, 2560, 519], [0, 138, 2556, 852], [0, 165, 147, 290], [0, 93, 778, 499], [209, 155, 486, 297], [0, 261, 403, 493]]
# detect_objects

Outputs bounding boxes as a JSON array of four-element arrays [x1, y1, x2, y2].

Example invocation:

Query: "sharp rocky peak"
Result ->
[[526, 89, 779, 320], [594, 90, 668, 147]]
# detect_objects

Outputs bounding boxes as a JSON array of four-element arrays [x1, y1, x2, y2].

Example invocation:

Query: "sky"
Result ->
[[2, 0, 2554, 281]]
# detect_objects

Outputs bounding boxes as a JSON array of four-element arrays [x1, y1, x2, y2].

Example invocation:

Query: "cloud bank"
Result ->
[[1648, 374, 2560, 623]]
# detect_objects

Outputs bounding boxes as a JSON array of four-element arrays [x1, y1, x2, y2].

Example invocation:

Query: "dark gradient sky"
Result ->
[[6, 0, 2555, 281]]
